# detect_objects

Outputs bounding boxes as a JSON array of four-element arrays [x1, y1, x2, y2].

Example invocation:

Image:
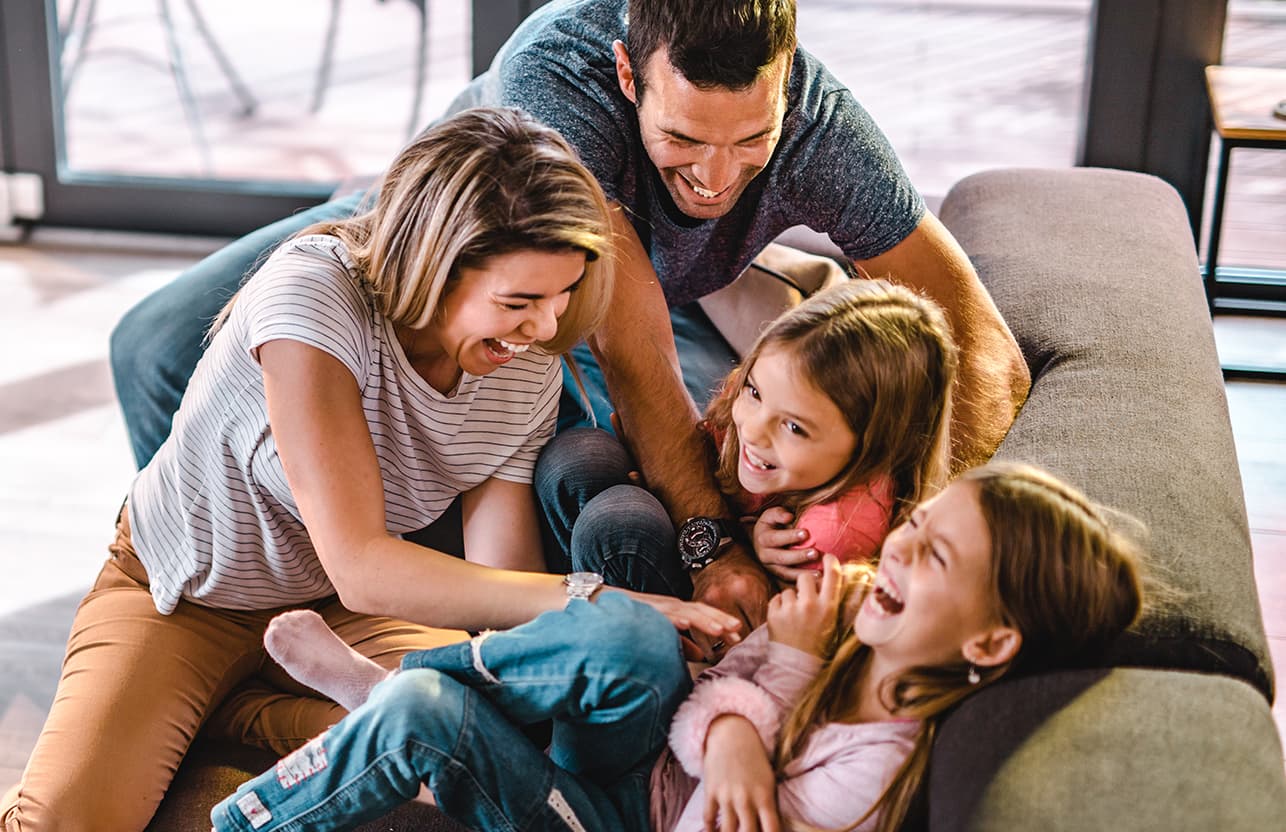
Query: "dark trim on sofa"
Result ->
[[1106, 631, 1273, 704]]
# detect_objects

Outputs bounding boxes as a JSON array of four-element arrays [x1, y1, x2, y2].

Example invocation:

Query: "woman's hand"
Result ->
[[702, 714, 781, 832], [753, 507, 819, 584], [766, 554, 843, 657], [610, 589, 743, 660]]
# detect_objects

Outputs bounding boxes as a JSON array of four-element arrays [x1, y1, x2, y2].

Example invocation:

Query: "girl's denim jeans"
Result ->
[[211, 593, 691, 832]]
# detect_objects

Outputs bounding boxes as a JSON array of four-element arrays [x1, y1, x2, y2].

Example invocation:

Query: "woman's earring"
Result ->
[[967, 664, 981, 685]]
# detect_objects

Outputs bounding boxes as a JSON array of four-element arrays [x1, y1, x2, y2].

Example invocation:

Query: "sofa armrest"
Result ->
[[927, 668, 1286, 831]]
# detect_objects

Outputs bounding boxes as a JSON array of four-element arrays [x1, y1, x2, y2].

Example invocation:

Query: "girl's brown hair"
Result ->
[[703, 279, 957, 525], [775, 462, 1145, 832], [214, 107, 613, 353]]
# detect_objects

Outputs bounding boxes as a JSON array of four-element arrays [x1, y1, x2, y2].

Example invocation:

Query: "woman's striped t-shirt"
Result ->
[[128, 235, 561, 614]]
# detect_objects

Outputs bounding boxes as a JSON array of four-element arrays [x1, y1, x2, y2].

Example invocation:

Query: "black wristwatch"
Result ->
[[677, 516, 738, 572]]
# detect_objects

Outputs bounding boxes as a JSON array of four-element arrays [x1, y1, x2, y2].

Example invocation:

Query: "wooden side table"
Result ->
[[1203, 65, 1286, 380]]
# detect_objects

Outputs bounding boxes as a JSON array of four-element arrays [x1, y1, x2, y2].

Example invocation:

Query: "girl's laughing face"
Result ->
[[730, 345, 858, 495]]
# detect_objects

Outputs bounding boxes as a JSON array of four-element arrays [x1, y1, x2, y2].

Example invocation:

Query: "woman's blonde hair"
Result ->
[[775, 462, 1145, 832], [218, 107, 613, 353], [703, 279, 957, 525]]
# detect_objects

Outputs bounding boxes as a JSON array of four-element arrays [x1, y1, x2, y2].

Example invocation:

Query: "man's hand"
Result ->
[[752, 507, 819, 584], [766, 555, 843, 657], [691, 544, 773, 661], [702, 714, 781, 832]]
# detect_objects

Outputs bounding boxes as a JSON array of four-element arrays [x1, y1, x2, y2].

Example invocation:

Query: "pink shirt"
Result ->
[[649, 627, 920, 832], [789, 476, 894, 569], [703, 421, 895, 567]]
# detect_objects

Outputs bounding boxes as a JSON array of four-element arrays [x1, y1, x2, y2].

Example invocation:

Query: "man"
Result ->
[[110, 0, 1028, 645]]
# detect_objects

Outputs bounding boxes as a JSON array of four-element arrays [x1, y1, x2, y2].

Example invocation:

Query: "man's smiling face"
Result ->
[[615, 43, 790, 220]]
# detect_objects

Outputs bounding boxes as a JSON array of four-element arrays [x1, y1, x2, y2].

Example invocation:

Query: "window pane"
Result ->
[[799, 0, 1092, 202], [1206, 0, 1286, 271], [55, 0, 470, 185]]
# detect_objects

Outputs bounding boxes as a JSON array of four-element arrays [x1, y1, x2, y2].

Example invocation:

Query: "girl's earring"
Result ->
[[967, 664, 981, 685]]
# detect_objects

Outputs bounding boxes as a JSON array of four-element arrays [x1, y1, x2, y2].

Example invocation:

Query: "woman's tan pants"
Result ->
[[1, 509, 465, 831]]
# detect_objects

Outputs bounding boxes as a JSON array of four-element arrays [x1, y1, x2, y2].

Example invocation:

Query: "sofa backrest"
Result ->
[[938, 167, 1272, 699]]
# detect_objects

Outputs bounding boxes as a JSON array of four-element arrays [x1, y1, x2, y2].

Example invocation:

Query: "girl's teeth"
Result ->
[[498, 340, 530, 353], [872, 575, 905, 615], [875, 574, 903, 604]]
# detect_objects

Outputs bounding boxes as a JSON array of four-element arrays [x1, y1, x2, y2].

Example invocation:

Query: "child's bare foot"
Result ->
[[264, 610, 392, 711]]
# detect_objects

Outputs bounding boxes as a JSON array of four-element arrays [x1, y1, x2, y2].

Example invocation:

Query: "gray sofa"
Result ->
[[150, 168, 1286, 830], [915, 167, 1285, 829]]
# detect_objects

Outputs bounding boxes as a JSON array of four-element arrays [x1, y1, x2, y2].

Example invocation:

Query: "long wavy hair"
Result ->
[[703, 279, 957, 526], [215, 107, 614, 354], [775, 462, 1145, 832]]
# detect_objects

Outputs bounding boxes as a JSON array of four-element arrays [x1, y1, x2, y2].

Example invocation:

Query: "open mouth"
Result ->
[[871, 572, 905, 615], [483, 338, 530, 363], [742, 445, 776, 472], [679, 173, 728, 202]]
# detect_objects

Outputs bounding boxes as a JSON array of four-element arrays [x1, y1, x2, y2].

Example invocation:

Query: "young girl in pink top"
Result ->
[[701, 279, 956, 578], [534, 279, 955, 624], [212, 462, 1143, 832]]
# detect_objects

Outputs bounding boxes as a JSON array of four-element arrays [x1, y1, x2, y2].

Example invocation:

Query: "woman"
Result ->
[[2, 107, 739, 832]]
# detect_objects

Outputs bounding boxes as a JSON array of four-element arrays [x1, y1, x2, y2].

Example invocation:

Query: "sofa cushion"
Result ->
[[939, 168, 1272, 699], [925, 667, 1286, 831]]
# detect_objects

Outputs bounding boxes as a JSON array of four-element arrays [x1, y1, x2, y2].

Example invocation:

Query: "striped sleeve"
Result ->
[[238, 239, 372, 387]]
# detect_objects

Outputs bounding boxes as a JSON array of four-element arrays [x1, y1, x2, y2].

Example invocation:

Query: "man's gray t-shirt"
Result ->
[[479, 0, 925, 308]]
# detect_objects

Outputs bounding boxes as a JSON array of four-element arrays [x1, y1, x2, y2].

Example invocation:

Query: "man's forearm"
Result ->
[[592, 327, 730, 522], [949, 329, 1030, 472], [588, 205, 773, 631]]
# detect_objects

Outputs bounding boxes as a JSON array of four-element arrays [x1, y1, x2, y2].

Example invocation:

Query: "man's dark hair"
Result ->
[[626, 0, 797, 96]]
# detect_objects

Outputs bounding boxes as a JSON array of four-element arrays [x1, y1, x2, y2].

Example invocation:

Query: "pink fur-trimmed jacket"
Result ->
[[649, 626, 920, 832]]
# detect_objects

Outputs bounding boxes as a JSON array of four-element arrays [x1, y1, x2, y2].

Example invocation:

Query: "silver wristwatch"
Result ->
[[563, 571, 605, 601]]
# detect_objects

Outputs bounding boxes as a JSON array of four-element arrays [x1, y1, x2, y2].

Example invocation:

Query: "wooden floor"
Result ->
[[2, 0, 1284, 807]]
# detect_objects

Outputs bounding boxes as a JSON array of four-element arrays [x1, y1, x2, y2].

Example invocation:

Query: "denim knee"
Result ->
[[535, 428, 636, 562], [582, 595, 689, 696], [571, 485, 687, 597], [110, 288, 212, 468], [534, 427, 632, 505], [364, 669, 463, 748]]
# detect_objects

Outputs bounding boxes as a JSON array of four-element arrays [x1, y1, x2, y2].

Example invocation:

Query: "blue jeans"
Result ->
[[556, 304, 736, 433], [210, 593, 689, 832], [536, 306, 735, 598], [534, 428, 692, 599]]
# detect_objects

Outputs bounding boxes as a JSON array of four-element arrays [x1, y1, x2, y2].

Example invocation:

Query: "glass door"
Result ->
[[0, 0, 471, 236], [1204, 0, 1286, 377]]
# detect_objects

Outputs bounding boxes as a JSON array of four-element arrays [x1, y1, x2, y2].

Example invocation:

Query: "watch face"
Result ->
[[564, 572, 604, 599], [679, 517, 721, 568], [565, 572, 603, 590]]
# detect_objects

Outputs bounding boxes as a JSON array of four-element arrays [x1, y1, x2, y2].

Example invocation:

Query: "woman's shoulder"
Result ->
[[266, 234, 360, 274], [245, 235, 368, 310]]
